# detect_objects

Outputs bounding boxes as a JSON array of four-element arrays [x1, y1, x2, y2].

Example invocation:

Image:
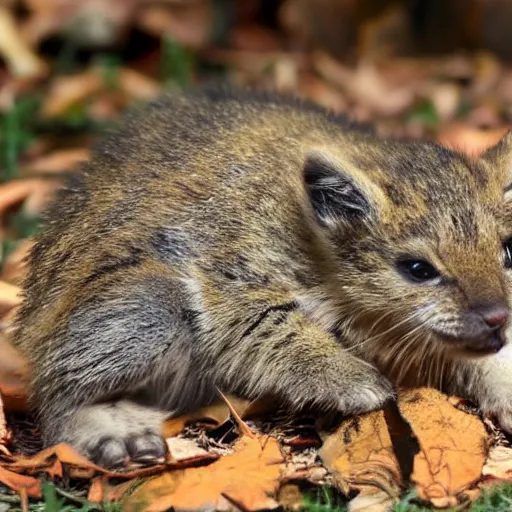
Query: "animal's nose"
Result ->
[[477, 303, 509, 329]]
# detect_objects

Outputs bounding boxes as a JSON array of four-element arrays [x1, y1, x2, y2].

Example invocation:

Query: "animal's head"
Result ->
[[304, 133, 512, 373]]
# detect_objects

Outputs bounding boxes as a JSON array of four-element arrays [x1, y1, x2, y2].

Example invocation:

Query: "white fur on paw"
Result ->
[[62, 400, 168, 467]]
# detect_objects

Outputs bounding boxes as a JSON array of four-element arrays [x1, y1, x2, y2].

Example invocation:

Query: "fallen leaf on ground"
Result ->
[[41, 70, 103, 117], [399, 389, 488, 507], [22, 148, 90, 175], [0, 7, 47, 78], [0, 334, 29, 411], [320, 388, 488, 509], [162, 395, 258, 438], [482, 446, 512, 481], [117, 435, 285, 512], [0, 466, 41, 498]]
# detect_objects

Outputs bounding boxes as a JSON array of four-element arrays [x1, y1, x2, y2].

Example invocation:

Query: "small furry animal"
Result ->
[[13, 87, 512, 467]]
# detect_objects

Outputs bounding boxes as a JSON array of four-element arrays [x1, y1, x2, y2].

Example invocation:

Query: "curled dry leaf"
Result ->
[[320, 388, 488, 509], [0, 7, 46, 79], [119, 435, 285, 512]]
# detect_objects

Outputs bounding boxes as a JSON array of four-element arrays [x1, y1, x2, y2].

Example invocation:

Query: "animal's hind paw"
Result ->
[[56, 400, 169, 468]]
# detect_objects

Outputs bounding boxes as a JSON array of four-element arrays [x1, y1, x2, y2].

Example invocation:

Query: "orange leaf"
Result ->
[[88, 476, 106, 503], [9, 443, 103, 473], [0, 466, 41, 498], [120, 435, 285, 511], [41, 70, 103, 117], [0, 334, 29, 411], [400, 389, 488, 506], [161, 395, 252, 438], [320, 388, 488, 508]]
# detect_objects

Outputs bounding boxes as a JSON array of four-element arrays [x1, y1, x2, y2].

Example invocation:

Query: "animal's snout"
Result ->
[[475, 302, 510, 330]]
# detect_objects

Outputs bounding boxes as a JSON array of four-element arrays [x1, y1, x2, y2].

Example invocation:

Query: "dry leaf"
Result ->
[[41, 70, 103, 117], [0, 334, 29, 409], [87, 476, 106, 503], [162, 395, 252, 438], [22, 148, 90, 175], [0, 7, 46, 78], [0, 282, 22, 315], [166, 437, 209, 462], [120, 435, 285, 511], [482, 446, 512, 480], [399, 389, 488, 507], [0, 466, 41, 498], [320, 409, 401, 498], [321, 388, 488, 509], [137, 1, 214, 48], [118, 68, 162, 101], [314, 53, 415, 117]]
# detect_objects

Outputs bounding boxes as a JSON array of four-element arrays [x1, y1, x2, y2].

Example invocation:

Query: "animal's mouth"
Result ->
[[435, 330, 505, 355]]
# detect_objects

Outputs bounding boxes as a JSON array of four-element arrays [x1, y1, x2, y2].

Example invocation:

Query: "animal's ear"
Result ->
[[303, 150, 381, 227], [481, 131, 512, 200]]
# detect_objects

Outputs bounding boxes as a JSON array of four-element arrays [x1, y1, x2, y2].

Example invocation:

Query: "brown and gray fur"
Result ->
[[13, 87, 512, 467]]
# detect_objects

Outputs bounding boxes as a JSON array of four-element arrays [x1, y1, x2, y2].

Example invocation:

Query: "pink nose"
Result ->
[[483, 307, 509, 328]]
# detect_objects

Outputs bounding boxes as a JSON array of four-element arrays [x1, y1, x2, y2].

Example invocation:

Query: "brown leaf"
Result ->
[[87, 476, 106, 503], [0, 466, 41, 498], [0, 282, 22, 315], [320, 388, 488, 508], [161, 395, 252, 438], [137, 2, 214, 49], [0, 7, 47, 78], [120, 435, 285, 511], [118, 69, 162, 101], [22, 148, 90, 175], [320, 409, 401, 498], [399, 389, 488, 506], [9, 443, 104, 473], [41, 70, 103, 117], [0, 334, 29, 410]]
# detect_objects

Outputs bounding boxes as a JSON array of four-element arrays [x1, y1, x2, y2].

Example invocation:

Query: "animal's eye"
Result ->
[[396, 259, 440, 283], [503, 239, 512, 269]]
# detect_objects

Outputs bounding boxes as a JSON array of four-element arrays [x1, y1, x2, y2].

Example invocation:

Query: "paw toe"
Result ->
[[92, 437, 128, 468], [126, 431, 167, 464]]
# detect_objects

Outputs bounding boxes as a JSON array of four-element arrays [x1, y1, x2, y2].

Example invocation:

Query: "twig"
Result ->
[[216, 388, 255, 439]]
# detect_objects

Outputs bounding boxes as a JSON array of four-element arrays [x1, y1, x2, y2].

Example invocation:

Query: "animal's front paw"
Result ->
[[284, 352, 395, 415], [56, 400, 169, 468]]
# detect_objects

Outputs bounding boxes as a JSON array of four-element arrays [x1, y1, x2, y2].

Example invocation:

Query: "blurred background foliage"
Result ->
[[1, 0, 512, 260]]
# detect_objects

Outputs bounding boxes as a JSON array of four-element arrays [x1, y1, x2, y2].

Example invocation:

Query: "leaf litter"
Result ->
[[3, 1, 512, 510]]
